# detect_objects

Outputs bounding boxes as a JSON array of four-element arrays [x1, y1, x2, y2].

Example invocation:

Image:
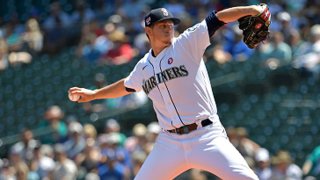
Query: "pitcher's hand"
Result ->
[[68, 87, 97, 103]]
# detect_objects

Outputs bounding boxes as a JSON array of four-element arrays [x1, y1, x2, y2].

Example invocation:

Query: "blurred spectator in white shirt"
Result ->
[[30, 143, 55, 179], [293, 24, 320, 77], [254, 148, 272, 180], [0, 158, 15, 180]]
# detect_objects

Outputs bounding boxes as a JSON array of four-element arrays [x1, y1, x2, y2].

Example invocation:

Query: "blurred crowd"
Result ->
[[1, 105, 320, 180], [0, 105, 161, 180], [0, 0, 320, 179], [0, 0, 318, 75]]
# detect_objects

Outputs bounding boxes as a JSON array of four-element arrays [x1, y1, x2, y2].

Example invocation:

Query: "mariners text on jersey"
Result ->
[[142, 65, 189, 94]]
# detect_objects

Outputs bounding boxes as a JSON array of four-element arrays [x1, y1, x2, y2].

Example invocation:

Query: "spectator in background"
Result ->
[[164, 0, 186, 18], [189, 169, 208, 180], [8, 51, 32, 67], [70, 0, 96, 50], [133, 32, 150, 57], [97, 133, 131, 180], [27, 159, 41, 180], [8, 146, 30, 179], [42, 1, 71, 54], [130, 150, 147, 178], [98, 147, 130, 180], [52, 144, 77, 180], [118, 0, 148, 22], [4, 20, 32, 66], [38, 105, 68, 144], [0, 38, 9, 71], [223, 25, 254, 62], [4, 21, 22, 52], [288, 29, 310, 59], [77, 21, 112, 64], [256, 31, 292, 70], [92, 0, 121, 20], [11, 129, 40, 162], [302, 145, 320, 178], [233, 127, 261, 167], [102, 29, 135, 65], [70, 0, 95, 26], [76, 137, 100, 180], [270, 150, 302, 180], [104, 118, 127, 147], [14, 160, 29, 180], [22, 18, 43, 54], [0, 158, 16, 180], [77, 22, 100, 62], [276, 11, 294, 43], [146, 121, 160, 143], [254, 148, 272, 180], [106, 14, 127, 36], [292, 24, 320, 78], [83, 123, 97, 140], [226, 126, 238, 146], [43, 1, 71, 30], [145, 121, 161, 153], [63, 121, 86, 160], [30, 143, 55, 179], [125, 123, 148, 154], [211, 43, 232, 64]]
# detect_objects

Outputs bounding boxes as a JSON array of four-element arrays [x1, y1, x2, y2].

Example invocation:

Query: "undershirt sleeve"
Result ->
[[205, 11, 226, 38]]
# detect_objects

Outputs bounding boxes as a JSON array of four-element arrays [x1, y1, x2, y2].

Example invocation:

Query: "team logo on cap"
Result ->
[[145, 16, 151, 26], [161, 8, 169, 16]]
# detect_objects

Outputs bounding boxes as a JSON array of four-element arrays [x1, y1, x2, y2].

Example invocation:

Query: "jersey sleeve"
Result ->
[[124, 62, 143, 92], [176, 20, 211, 63], [175, 12, 225, 64]]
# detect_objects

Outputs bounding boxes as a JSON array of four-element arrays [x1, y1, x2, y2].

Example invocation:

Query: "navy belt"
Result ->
[[167, 119, 212, 135]]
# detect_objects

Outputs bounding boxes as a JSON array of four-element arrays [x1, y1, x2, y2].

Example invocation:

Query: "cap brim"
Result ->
[[157, 17, 181, 25]]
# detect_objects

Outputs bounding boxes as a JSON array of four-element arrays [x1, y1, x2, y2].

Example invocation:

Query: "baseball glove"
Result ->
[[238, 3, 271, 49]]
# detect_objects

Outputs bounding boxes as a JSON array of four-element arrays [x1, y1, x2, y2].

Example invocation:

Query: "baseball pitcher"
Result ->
[[69, 4, 271, 180]]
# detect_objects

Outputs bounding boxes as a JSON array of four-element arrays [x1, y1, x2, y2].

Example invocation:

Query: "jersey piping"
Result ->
[[159, 55, 186, 126]]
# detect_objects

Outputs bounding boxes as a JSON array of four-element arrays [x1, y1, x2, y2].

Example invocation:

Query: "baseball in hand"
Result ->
[[68, 93, 80, 102]]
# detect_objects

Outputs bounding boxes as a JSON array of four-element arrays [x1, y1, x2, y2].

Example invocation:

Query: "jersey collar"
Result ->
[[148, 46, 169, 64]]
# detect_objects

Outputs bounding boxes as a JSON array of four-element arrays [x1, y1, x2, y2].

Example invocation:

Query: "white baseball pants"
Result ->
[[134, 121, 258, 180]]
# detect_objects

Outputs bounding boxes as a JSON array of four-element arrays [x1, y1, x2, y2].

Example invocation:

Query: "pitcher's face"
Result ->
[[146, 20, 175, 46]]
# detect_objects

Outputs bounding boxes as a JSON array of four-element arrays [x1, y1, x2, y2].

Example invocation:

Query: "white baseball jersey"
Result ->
[[124, 20, 218, 130]]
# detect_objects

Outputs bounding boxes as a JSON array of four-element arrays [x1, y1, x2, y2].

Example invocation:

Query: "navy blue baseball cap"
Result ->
[[144, 8, 180, 27]]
